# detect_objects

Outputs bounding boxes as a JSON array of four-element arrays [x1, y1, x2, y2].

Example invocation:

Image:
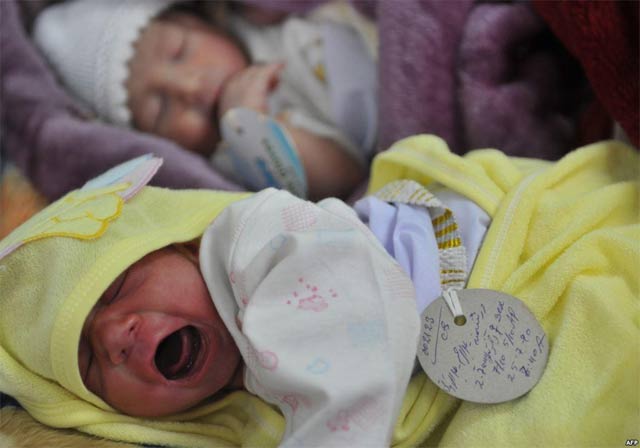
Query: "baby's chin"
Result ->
[[211, 328, 244, 390], [226, 358, 244, 388]]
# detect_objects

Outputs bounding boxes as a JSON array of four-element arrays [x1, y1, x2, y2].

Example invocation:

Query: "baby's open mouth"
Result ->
[[155, 325, 201, 380]]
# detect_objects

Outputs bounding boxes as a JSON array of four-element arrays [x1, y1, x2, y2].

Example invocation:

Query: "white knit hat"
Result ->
[[33, 0, 179, 126]]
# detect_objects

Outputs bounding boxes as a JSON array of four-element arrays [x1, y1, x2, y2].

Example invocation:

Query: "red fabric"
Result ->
[[532, 0, 639, 146]]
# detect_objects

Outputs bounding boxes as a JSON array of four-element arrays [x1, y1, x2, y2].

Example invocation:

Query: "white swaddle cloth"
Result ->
[[200, 189, 420, 447]]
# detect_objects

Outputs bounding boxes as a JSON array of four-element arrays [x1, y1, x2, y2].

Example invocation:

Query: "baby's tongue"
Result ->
[[155, 326, 194, 379]]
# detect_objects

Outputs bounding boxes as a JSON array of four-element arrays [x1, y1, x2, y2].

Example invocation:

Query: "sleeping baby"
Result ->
[[0, 136, 636, 447], [33, 0, 377, 200]]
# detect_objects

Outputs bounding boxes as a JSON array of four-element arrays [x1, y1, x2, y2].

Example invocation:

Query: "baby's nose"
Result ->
[[97, 313, 140, 365]]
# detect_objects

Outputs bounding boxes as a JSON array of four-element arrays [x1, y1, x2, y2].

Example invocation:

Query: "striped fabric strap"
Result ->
[[373, 180, 468, 291]]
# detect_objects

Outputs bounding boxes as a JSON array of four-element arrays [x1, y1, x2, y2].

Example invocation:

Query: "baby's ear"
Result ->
[[172, 240, 201, 265]]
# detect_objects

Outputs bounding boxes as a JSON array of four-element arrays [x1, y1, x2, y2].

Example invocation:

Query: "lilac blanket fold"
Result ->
[[376, 0, 589, 157], [1, 0, 241, 201], [2, 0, 589, 202]]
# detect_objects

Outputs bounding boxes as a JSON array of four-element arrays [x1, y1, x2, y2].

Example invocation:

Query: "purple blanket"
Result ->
[[378, 0, 591, 154], [1, 0, 241, 200], [2, 0, 590, 201]]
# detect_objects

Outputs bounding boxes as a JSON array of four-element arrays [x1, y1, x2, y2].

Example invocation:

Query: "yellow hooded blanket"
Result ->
[[0, 156, 286, 447], [0, 137, 638, 447]]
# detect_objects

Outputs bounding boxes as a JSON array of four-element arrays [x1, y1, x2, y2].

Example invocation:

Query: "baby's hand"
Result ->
[[218, 62, 284, 120], [240, 4, 289, 25]]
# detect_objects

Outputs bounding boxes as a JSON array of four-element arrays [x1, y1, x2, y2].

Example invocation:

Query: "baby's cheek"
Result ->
[[172, 110, 218, 156]]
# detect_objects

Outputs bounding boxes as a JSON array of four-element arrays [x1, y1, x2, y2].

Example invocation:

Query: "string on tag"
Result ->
[[442, 288, 463, 316], [442, 288, 466, 325], [374, 180, 469, 325]]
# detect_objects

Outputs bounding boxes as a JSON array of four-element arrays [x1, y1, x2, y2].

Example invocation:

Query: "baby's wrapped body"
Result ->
[[0, 136, 637, 447], [201, 188, 421, 446]]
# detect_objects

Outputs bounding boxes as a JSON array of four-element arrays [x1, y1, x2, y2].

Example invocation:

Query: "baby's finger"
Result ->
[[262, 61, 285, 77], [252, 62, 285, 92]]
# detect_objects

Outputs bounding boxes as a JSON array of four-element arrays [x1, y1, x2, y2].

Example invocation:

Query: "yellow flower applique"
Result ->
[[0, 155, 163, 261]]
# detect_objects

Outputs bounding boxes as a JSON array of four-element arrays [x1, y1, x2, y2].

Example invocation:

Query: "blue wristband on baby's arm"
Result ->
[[211, 108, 308, 198]]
